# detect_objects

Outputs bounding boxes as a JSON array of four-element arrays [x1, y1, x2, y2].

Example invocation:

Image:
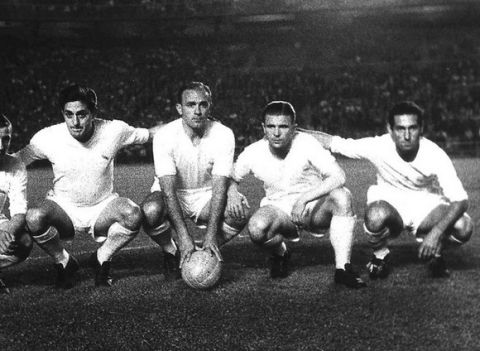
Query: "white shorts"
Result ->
[[151, 179, 211, 226], [367, 185, 448, 235], [47, 190, 119, 241], [260, 195, 320, 219]]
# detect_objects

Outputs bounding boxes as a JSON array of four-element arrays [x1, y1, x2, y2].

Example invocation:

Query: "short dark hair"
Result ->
[[388, 101, 423, 127], [0, 114, 12, 130], [262, 101, 296, 123], [176, 81, 212, 104], [58, 84, 98, 112]]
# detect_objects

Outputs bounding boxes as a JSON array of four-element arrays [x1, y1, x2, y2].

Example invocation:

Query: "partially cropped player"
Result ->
[[0, 114, 32, 293], [18, 84, 161, 289], [141, 82, 247, 279], [300, 101, 473, 278], [229, 101, 365, 288]]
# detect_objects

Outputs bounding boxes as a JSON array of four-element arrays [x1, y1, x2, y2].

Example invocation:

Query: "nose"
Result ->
[[404, 129, 411, 141], [273, 127, 281, 136], [72, 115, 80, 126], [194, 104, 202, 115]]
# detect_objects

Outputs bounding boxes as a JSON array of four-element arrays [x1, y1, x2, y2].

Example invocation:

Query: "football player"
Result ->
[[299, 101, 473, 278], [0, 114, 33, 293], [141, 81, 248, 280], [18, 84, 162, 288], [228, 101, 366, 288]]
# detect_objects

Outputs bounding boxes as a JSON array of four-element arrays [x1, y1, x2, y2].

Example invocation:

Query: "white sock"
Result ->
[[273, 241, 287, 257], [373, 247, 390, 260], [97, 223, 138, 264], [56, 250, 70, 268], [329, 215, 355, 269], [163, 239, 177, 256]]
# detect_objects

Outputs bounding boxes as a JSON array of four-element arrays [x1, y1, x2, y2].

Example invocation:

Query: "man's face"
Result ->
[[388, 114, 422, 159], [176, 88, 211, 131], [0, 126, 12, 157], [62, 101, 94, 142], [263, 113, 296, 153]]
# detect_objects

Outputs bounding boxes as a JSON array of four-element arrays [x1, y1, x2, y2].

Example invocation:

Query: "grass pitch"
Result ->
[[1, 159, 479, 351]]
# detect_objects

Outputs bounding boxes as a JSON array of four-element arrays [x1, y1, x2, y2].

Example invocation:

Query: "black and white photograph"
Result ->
[[0, 0, 479, 350]]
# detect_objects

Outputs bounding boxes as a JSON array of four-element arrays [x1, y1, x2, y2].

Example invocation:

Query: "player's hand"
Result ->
[[203, 236, 223, 262], [227, 190, 250, 220], [418, 229, 443, 260], [0, 230, 15, 255], [291, 199, 308, 227], [178, 239, 195, 269]]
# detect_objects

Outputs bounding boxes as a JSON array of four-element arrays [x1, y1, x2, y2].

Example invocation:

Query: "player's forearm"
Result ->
[[205, 176, 228, 239], [159, 177, 191, 242], [298, 174, 345, 205]]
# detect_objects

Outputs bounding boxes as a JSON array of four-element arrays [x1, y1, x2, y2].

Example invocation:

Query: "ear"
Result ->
[[262, 122, 266, 136], [386, 122, 392, 134], [176, 103, 182, 116]]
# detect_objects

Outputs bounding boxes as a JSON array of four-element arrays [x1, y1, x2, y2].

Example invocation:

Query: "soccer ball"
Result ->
[[181, 250, 222, 290]]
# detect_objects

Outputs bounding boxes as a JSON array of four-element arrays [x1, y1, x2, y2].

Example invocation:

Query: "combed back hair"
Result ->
[[388, 101, 424, 127], [176, 81, 212, 104], [58, 84, 98, 112], [262, 101, 296, 123], [0, 114, 12, 130]]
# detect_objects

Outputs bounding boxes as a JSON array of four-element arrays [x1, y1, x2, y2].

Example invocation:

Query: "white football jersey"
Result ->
[[233, 132, 339, 202], [0, 154, 27, 216], [152, 118, 234, 190], [19, 119, 149, 206], [330, 134, 468, 202]]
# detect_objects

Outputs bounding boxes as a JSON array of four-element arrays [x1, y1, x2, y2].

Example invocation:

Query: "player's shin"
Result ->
[[96, 222, 138, 264], [329, 215, 355, 269], [146, 221, 177, 255], [364, 225, 391, 259], [31, 226, 70, 267], [217, 221, 242, 246]]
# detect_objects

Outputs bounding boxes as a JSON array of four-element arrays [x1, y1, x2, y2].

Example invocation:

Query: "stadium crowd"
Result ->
[[1, 29, 479, 159]]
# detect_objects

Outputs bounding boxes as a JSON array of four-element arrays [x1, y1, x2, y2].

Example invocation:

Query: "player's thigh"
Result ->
[[141, 191, 167, 227], [26, 199, 75, 238], [94, 197, 142, 235], [248, 205, 297, 240]]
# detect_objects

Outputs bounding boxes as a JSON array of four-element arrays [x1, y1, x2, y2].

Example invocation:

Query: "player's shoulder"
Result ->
[[155, 118, 181, 137], [209, 120, 234, 138], [419, 137, 449, 157], [241, 138, 267, 155], [32, 122, 65, 141], [293, 131, 329, 151]]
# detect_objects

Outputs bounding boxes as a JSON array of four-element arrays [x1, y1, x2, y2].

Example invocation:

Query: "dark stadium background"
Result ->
[[1, 1, 480, 350]]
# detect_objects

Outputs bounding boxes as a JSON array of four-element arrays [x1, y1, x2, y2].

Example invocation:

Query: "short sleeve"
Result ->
[[118, 121, 150, 146], [232, 147, 253, 182], [435, 148, 468, 202], [8, 159, 27, 216], [153, 130, 177, 177], [211, 127, 235, 177], [16, 131, 49, 166]]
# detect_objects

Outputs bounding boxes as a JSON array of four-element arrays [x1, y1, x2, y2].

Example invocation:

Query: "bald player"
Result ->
[[18, 84, 161, 288], [141, 81, 247, 279]]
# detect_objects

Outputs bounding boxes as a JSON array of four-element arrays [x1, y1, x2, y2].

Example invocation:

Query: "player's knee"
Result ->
[[26, 207, 50, 233], [247, 217, 269, 244], [141, 199, 166, 228], [120, 203, 143, 231], [329, 187, 353, 214], [452, 214, 473, 244], [14, 233, 33, 262], [364, 202, 391, 232]]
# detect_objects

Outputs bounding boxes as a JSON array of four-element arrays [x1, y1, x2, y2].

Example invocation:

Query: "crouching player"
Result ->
[[141, 82, 247, 279], [18, 84, 161, 289], [301, 101, 473, 278], [228, 101, 366, 288], [0, 114, 33, 293]]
